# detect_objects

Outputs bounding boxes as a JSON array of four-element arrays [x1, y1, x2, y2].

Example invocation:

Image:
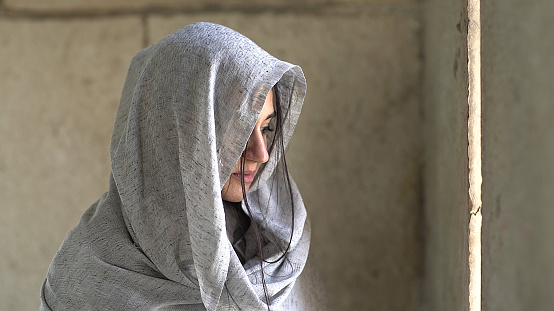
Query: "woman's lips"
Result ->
[[232, 171, 256, 183]]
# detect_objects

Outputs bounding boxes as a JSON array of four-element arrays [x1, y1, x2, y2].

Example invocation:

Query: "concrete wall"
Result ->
[[422, 0, 471, 310], [0, 2, 423, 311], [423, 0, 554, 310], [482, 0, 554, 310], [0, 16, 142, 311]]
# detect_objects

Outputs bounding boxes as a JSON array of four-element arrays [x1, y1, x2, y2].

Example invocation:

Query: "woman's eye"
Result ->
[[262, 125, 275, 133]]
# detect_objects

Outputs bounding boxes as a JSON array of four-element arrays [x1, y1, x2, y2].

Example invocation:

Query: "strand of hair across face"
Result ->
[[235, 86, 296, 310], [240, 153, 271, 310], [262, 85, 295, 265]]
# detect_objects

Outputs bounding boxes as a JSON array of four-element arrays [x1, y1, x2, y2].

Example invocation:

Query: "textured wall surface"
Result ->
[[422, 0, 470, 310], [0, 2, 423, 311], [482, 1, 554, 310], [0, 17, 142, 311], [3, 0, 419, 11]]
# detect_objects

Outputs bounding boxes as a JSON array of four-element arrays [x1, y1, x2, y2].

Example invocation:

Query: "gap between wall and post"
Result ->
[[467, 0, 481, 310]]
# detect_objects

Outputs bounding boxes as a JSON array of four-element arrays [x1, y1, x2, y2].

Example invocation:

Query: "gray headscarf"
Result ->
[[40, 23, 312, 310]]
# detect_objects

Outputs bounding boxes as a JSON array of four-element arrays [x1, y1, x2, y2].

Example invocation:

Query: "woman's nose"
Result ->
[[244, 130, 269, 163]]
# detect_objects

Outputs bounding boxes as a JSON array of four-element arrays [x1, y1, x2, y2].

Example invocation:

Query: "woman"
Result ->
[[40, 22, 326, 310]]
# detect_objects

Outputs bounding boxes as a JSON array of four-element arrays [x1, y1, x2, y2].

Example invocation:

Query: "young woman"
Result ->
[[40, 22, 326, 310]]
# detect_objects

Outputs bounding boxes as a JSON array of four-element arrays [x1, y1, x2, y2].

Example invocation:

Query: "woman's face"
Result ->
[[222, 90, 275, 202]]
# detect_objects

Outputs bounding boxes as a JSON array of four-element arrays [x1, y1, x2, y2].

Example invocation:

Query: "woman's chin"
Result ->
[[221, 183, 251, 202]]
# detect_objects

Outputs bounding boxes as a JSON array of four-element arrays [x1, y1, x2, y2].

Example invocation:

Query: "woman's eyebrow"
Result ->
[[265, 112, 276, 120]]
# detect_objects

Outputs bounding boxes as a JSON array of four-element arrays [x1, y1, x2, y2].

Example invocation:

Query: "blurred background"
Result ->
[[1, 0, 553, 310]]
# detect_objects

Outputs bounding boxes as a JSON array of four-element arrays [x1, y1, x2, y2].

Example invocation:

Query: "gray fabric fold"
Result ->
[[40, 22, 322, 310]]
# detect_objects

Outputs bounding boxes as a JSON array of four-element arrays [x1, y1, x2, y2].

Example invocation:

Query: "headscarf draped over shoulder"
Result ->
[[40, 22, 310, 311]]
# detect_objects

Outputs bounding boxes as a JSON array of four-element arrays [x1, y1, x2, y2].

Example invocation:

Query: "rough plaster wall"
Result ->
[[0, 17, 142, 311], [422, 0, 470, 310], [0, 2, 422, 311], [3, 0, 419, 11], [482, 1, 554, 310]]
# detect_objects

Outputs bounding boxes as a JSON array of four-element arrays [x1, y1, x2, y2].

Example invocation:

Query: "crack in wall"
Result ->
[[141, 13, 149, 48], [467, 0, 482, 310]]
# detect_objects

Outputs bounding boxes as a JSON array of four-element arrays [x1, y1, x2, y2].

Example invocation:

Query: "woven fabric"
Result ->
[[40, 23, 321, 310]]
